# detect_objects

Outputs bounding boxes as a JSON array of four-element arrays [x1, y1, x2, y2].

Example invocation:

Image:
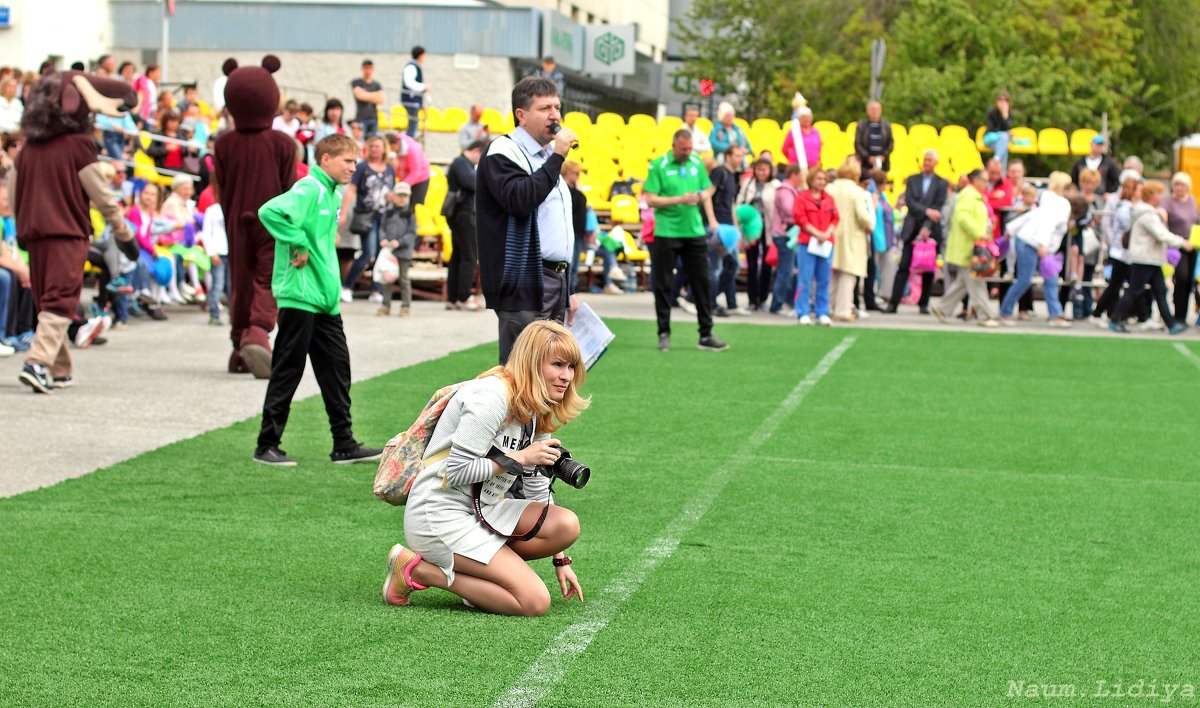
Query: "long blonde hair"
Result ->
[[478, 321, 590, 433]]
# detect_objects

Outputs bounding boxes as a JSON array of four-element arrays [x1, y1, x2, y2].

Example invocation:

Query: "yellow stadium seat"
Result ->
[[1070, 129, 1099, 156], [733, 117, 750, 134], [419, 107, 441, 132], [975, 126, 991, 153], [414, 203, 440, 237], [563, 111, 592, 132], [596, 112, 625, 130], [620, 228, 650, 262], [628, 114, 656, 131], [441, 107, 468, 132], [813, 120, 842, 138], [376, 110, 391, 131], [610, 194, 640, 224], [619, 155, 649, 182], [1038, 128, 1069, 156], [940, 125, 970, 146], [196, 100, 212, 118], [133, 149, 173, 187], [695, 117, 714, 135], [844, 122, 857, 143], [480, 108, 507, 133], [1010, 126, 1038, 154], [891, 123, 908, 141], [821, 136, 854, 170], [425, 168, 447, 213], [659, 116, 683, 133], [908, 124, 939, 148], [751, 118, 781, 134]]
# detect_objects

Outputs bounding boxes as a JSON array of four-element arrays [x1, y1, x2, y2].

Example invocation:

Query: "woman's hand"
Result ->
[[511, 439, 561, 468], [556, 564, 584, 603]]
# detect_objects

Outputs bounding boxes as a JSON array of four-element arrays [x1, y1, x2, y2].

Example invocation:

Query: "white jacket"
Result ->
[[1009, 190, 1070, 252], [1127, 202, 1188, 266]]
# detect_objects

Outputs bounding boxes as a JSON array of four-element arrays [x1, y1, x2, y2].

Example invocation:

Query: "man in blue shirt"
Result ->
[[475, 77, 580, 363]]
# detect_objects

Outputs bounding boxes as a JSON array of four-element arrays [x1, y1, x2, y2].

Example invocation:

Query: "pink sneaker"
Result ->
[[383, 544, 427, 606]]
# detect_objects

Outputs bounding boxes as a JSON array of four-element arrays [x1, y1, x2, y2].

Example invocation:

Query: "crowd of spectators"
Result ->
[[2, 52, 1198, 362]]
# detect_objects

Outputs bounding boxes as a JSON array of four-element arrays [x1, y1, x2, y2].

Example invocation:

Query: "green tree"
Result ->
[[1123, 0, 1200, 169]]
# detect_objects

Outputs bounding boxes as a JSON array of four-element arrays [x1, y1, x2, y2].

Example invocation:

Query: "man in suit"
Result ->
[[855, 100, 893, 173], [884, 149, 948, 314]]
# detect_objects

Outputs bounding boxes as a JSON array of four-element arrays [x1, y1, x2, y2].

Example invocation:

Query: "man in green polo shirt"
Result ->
[[643, 129, 729, 353]]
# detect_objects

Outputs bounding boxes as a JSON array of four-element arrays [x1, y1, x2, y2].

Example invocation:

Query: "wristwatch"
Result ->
[[552, 556, 572, 567]]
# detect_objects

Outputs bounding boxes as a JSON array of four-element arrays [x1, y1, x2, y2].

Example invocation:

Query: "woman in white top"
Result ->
[[384, 321, 589, 615], [999, 171, 1073, 327]]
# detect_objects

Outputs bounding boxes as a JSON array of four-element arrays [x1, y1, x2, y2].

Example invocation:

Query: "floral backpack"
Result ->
[[374, 382, 467, 506]]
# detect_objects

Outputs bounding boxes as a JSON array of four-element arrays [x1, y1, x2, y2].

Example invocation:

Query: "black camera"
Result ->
[[538, 446, 590, 489]]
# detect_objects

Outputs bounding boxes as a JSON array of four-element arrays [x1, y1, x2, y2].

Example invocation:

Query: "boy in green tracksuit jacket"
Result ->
[[252, 134, 383, 467]]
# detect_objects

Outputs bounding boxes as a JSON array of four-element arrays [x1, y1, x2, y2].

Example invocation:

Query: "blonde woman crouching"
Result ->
[[383, 321, 589, 615]]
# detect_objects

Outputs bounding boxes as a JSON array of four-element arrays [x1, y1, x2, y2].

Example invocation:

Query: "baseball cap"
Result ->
[[1091, 135, 1106, 144], [393, 182, 412, 195]]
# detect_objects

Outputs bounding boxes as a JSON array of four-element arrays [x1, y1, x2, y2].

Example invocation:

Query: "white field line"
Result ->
[[493, 336, 857, 708], [1174, 342, 1200, 371]]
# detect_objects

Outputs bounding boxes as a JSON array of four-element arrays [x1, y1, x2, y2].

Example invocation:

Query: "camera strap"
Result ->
[[473, 437, 551, 542]]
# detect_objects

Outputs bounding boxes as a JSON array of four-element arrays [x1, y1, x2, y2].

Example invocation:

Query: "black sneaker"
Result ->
[[697, 336, 730, 352], [330, 443, 384, 465], [148, 307, 168, 321], [658, 334, 670, 352], [19, 363, 54, 394], [713, 306, 730, 318], [253, 446, 297, 467], [50, 375, 75, 389]]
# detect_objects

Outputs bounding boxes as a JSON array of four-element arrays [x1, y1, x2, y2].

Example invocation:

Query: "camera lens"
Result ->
[[555, 458, 590, 489]]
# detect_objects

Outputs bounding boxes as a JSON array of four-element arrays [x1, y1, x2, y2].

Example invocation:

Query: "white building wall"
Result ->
[[495, 0, 670, 59], [0, 0, 113, 70]]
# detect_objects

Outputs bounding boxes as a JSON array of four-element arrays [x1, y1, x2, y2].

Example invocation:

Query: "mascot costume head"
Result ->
[[14, 71, 139, 393], [212, 54, 297, 378]]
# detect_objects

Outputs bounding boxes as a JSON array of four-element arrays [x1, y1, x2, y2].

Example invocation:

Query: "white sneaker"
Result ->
[[0, 342, 14, 357], [678, 300, 697, 314], [603, 283, 623, 295], [74, 315, 109, 349], [817, 315, 833, 326], [1137, 320, 1163, 332], [731, 307, 752, 316], [856, 309, 870, 320], [608, 265, 627, 283], [798, 315, 813, 326], [340, 288, 353, 303], [368, 292, 384, 304]]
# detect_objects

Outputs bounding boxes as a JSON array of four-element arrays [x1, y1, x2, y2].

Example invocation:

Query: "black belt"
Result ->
[[542, 260, 570, 273]]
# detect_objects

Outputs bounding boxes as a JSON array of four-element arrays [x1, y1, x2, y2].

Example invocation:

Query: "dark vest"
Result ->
[[401, 61, 423, 105]]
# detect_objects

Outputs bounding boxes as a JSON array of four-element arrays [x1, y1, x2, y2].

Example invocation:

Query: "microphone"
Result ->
[[549, 122, 579, 150]]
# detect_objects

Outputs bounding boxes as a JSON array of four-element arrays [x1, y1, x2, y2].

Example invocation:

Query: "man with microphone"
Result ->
[[476, 76, 580, 363]]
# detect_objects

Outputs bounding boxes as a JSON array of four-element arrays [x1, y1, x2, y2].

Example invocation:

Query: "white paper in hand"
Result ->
[[807, 238, 833, 259], [567, 302, 615, 370]]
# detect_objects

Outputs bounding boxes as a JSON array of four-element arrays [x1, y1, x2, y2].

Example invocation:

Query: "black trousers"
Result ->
[[855, 254, 879, 310], [650, 236, 713, 338], [745, 237, 773, 308], [1113, 264, 1176, 328], [1173, 248, 1198, 323], [889, 237, 941, 308], [446, 211, 478, 304], [258, 308, 355, 452]]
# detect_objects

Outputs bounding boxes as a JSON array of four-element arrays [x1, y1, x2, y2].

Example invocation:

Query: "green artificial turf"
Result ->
[[2, 322, 1198, 706]]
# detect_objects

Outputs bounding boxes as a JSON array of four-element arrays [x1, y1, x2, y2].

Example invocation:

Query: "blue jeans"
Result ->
[[769, 235, 795, 312], [344, 214, 382, 293], [993, 131, 1010, 171], [404, 103, 420, 138], [1001, 239, 1062, 318], [102, 131, 126, 159], [0, 266, 12, 336], [359, 118, 378, 139], [208, 260, 227, 319], [598, 243, 618, 286], [708, 249, 739, 308], [794, 246, 831, 318]]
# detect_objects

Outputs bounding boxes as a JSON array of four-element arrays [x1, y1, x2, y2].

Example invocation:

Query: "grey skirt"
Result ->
[[402, 459, 538, 586]]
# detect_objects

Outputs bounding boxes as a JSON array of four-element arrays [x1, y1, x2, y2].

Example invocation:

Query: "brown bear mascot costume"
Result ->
[[14, 71, 140, 394], [213, 55, 295, 378]]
